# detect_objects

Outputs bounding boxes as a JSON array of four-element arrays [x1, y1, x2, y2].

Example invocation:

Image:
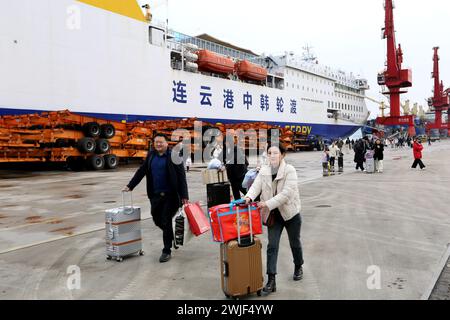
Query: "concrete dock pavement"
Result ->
[[0, 140, 449, 299]]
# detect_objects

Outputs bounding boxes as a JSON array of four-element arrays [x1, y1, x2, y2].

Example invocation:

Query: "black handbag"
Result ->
[[173, 212, 185, 249]]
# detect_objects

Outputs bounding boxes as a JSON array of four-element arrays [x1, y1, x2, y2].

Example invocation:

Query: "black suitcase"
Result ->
[[207, 182, 231, 208], [338, 157, 344, 171]]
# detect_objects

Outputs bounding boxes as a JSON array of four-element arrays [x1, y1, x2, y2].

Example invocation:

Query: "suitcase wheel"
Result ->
[[116, 257, 124, 262], [257, 290, 262, 297], [106, 256, 112, 260], [139, 250, 145, 256]]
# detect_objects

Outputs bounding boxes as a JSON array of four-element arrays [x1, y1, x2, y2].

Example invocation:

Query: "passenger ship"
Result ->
[[0, 0, 370, 139]]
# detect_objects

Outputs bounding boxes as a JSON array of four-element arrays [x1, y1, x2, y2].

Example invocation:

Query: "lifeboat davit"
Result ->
[[235, 60, 267, 81], [196, 50, 235, 75]]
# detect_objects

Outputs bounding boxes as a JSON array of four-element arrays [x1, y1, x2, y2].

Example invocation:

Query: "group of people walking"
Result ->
[[352, 137, 384, 173], [123, 133, 303, 295], [353, 135, 427, 172], [325, 135, 427, 174], [120, 131, 428, 297]]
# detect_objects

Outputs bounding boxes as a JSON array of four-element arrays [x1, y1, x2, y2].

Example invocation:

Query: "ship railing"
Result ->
[[167, 29, 265, 66]]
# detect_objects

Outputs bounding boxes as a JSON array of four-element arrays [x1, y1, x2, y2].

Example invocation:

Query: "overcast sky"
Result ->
[[140, 0, 450, 119]]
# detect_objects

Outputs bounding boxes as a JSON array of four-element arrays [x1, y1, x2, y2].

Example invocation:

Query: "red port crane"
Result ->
[[376, 0, 415, 135], [426, 47, 449, 136]]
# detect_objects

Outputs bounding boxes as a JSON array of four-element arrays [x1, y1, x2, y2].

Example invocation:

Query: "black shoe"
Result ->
[[263, 274, 276, 293], [293, 265, 303, 281], [159, 252, 171, 263]]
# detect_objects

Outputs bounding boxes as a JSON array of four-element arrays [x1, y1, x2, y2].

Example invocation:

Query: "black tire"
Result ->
[[100, 124, 116, 139], [104, 154, 118, 170], [95, 139, 110, 154], [88, 155, 105, 170], [83, 122, 101, 138], [77, 137, 96, 153]]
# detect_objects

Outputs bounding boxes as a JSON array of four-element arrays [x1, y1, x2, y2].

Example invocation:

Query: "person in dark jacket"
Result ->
[[217, 135, 248, 200], [353, 139, 366, 171], [411, 138, 426, 170], [123, 133, 189, 263], [373, 139, 384, 173]]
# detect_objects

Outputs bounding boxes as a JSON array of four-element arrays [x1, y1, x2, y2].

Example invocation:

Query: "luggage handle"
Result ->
[[121, 191, 134, 214], [230, 199, 254, 245]]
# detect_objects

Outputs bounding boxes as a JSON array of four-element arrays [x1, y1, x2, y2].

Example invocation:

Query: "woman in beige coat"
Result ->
[[244, 144, 303, 294]]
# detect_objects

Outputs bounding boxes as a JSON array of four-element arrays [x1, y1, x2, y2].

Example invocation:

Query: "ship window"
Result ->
[[286, 82, 289, 87], [292, 83, 294, 88]]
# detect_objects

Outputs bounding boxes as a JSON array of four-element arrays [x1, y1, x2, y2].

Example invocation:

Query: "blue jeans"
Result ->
[[266, 212, 304, 275]]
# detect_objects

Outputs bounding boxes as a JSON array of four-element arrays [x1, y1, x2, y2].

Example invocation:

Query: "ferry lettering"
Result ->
[[285, 125, 312, 135]]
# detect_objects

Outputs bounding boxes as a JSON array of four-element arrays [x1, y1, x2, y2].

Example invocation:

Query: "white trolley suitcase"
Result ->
[[105, 192, 144, 262], [365, 158, 375, 173]]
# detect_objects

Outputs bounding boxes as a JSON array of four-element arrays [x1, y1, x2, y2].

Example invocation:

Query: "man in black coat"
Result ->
[[217, 136, 248, 201], [123, 133, 189, 263], [353, 139, 366, 171]]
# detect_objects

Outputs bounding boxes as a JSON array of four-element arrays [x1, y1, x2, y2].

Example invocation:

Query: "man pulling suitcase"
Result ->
[[123, 133, 189, 263]]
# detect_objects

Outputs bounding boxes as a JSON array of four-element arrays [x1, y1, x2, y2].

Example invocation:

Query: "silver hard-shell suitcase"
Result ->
[[366, 158, 375, 174], [105, 192, 144, 262]]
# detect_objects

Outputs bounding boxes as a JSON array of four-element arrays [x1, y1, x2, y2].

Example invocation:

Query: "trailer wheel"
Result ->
[[100, 124, 116, 139], [95, 139, 110, 154], [88, 155, 105, 170], [83, 122, 101, 138], [104, 154, 118, 170], [78, 137, 96, 153]]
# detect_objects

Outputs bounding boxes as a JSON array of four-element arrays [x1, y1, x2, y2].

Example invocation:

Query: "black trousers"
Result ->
[[412, 159, 425, 169], [150, 194, 179, 254], [267, 213, 303, 275], [230, 177, 247, 201], [330, 157, 336, 167], [338, 157, 344, 168], [355, 161, 364, 171]]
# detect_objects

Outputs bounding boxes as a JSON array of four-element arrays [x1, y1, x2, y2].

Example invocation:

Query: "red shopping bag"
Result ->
[[184, 202, 210, 236], [208, 201, 263, 243]]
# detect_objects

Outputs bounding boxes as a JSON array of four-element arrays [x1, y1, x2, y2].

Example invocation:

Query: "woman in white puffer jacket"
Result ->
[[244, 143, 303, 294]]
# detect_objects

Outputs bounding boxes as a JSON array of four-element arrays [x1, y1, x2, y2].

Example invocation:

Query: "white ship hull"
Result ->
[[0, 0, 369, 139]]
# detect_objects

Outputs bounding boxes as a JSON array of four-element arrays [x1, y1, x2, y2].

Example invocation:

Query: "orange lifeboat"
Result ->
[[235, 60, 267, 81], [196, 50, 235, 75]]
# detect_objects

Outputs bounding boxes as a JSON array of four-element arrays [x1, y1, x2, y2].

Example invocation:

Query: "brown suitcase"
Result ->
[[220, 237, 264, 299], [219, 200, 264, 299]]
